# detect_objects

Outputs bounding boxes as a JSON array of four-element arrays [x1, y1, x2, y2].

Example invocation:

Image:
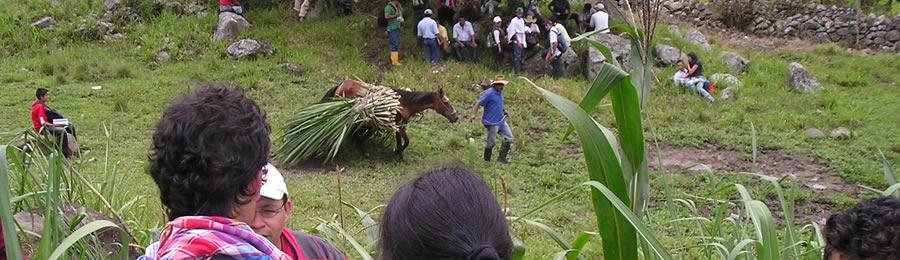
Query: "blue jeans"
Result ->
[[686, 76, 713, 101], [513, 44, 523, 74], [423, 38, 440, 64], [453, 41, 477, 62], [388, 29, 399, 52], [485, 122, 513, 149]]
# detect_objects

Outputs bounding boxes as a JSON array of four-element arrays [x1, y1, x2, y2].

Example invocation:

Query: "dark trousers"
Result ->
[[453, 41, 477, 62], [388, 29, 399, 51], [44, 125, 76, 157], [492, 44, 506, 66], [413, 6, 425, 43], [423, 38, 441, 64], [437, 7, 455, 26], [552, 54, 563, 77], [512, 43, 523, 74]]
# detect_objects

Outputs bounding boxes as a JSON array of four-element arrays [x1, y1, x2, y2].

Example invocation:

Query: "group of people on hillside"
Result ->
[[384, 0, 610, 78]]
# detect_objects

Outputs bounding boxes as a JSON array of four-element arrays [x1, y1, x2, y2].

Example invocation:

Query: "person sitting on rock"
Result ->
[[251, 164, 346, 260], [31, 88, 78, 158], [139, 86, 290, 260], [577, 3, 593, 32], [452, 16, 478, 63], [589, 4, 609, 33], [825, 196, 900, 260], [523, 15, 543, 60], [379, 167, 513, 260], [219, 0, 243, 15]]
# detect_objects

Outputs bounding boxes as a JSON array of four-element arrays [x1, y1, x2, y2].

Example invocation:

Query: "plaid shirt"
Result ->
[[139, 216, 291, 260]]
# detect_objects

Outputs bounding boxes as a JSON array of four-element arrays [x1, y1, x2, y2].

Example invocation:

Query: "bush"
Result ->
[[711, 0, 756, 29]]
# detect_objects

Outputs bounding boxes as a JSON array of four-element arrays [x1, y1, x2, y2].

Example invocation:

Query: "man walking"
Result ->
[[384, 0, 404, 66], [506, 8, 528, 74], [417, 9, 442, 65], [544, 20, 565, 78], [469, 75, 513, 164], [452, 16, 477, 62]]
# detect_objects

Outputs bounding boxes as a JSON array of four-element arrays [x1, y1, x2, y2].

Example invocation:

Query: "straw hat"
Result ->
[[492, 75, 509, 86], [524, 15, 537, 23]]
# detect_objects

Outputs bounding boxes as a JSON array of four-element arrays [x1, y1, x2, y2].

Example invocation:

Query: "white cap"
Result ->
[[424, 9, 433, 15], [595, 3, 605, 10], [260, 164, 288, 200], [493, 16, 502, 23]]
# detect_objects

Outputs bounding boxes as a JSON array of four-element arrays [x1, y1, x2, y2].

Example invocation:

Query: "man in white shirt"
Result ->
[[590, 4, 609, 33], [418, 9, 442, 65], [507, 7, 528, 74], [452, 16, 478, 62], [544, 21, 564, 78]]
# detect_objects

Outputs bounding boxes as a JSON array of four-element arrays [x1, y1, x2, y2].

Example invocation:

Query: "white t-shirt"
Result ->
[[549, 28, 562, 57], [591, 11, 609, 33], [453, 21, 475, 42]]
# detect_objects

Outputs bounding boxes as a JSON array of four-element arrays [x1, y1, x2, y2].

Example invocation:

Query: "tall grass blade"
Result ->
[[734, 184, 778, 260], [881, 183, 900, 197], [563, 62, 628, 139], [878, 149, 897, 196], [751, 122, 757, 173], [524, 78, 637, 260], [725, 239, 755, 260], [510, 231, 526, 260], [629, 44, 653, 107], [48, 220, 125, 260], [0, 146, 24, 260], [340, 201, 380, 250], [568, 231, 597, 260], [581, 181, 673, 260]]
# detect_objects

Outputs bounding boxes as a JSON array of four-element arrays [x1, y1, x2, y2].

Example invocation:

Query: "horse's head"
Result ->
[[433, 88, 459, 123]]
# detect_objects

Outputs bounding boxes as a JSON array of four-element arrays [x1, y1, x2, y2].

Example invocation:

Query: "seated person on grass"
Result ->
[[379, 167, 513, 260], [825, 196, 900, 260], [675, 57, 714, 103], [30, 88, 78, 158], [251, 164, 346, 260], [140, 86, 290, 260]]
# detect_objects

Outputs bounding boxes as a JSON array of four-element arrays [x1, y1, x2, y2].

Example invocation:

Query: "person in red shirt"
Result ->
[[30, 88, 77, 157], [251, 164, 345, 260], [219, 0, 243, 15]]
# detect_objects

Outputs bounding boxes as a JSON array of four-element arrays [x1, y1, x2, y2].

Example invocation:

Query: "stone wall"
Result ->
[[615, 0, 900, 52]]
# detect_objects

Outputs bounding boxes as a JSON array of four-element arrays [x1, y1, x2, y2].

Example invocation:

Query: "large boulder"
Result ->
[[103, 0, 120, 12], [654, 44, 687, 65], [586, 33, 631, 79], [684, 29, 711, 50], [561, 49, 582, 77], [711, 73, 742, 86], [30, 16, 55, 29], [519, 49, 580, 77], [15, 203, 138, 258], [787, 62, 823, 93], [213, 12, 252, 41], [718, 51, 749, 73], [226, 39, 274, 58]]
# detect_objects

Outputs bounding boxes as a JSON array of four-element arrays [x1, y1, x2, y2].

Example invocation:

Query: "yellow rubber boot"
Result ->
[[390, 52, 402, 66]]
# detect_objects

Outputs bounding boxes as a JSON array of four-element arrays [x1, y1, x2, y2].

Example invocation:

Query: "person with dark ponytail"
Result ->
[[379, 167, 512, 260]]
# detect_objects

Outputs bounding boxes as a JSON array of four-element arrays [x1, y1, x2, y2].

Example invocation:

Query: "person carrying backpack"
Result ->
[[543, 20, 567, 78], [488, 16, 507, 66], [382, 0, 404, 66]]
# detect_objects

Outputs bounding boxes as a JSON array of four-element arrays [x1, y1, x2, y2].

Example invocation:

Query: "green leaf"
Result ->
[[48, 220, 123, 260], [510, 231, 526, 260], [879, 149, 897, 196], [751, 122, 758, 172], [735, 184, 779, 260], [581, 181, 673, 260], [341, 201, 380, 251], [523, 78, 637, 260], [563, 61, 628, 139], [882, 183, 900, 197], [629, 44, 652, 108], [0, 146, 23, 260]]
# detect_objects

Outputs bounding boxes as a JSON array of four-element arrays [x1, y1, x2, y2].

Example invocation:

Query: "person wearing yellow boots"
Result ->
[[384, 0, 404, 66]]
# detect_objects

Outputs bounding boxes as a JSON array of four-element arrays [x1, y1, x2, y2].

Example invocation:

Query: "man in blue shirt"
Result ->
[[417, 9, 442, 65], [469, 75, 513, 163]]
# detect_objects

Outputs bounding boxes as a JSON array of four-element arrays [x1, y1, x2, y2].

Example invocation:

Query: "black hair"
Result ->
[[583, 3, 591, 9], [824, 196, 900, 260], [380, 168, 512, 260], [676, 60, 684, 65], [36, 88, 48, 100], [687, 52, 699, 64], [149, 86, 271, 221]]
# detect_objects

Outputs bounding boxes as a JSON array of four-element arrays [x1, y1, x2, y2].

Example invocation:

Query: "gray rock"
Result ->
[[560, 48, 582, 77], [787, 62, 823, 94], [654, 44, 687, 65], [830, 127, 852, 138], [828, 33, 842, 42], [281, 63, 303, 74], [663, 1, 685, 12], [226, 39, 274, 58], [30, 16, 55, 29], [156, 51, 170, 62], [15, 203, 138, 259], [718, 51, 749, 73], [305, 0, 327, 19], [104, 0, 120, 12], [668, 25, 682, 38], [720, 87, 733, 100], [586, 33, 631, 79], [803, 128, 825, 138], [806, 183, 827, 190], [805, 21, 821, 30], [213, 12, 251, 41], [684, 29, 711, 50], [711, 73, 741, 86], [886, 30, 900, 42]]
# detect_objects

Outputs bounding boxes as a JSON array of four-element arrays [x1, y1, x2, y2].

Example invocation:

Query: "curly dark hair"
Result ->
[[825, 196, 900, 260], [149, 86, 271, 221], [380, 167, 512, 260]]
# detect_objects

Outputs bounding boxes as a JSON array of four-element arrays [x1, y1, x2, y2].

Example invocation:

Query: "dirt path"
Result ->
[[647, 142, 857, 225]]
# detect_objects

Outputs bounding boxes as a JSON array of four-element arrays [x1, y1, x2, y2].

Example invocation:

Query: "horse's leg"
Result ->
[[398, 128, 410, 161], [394, 131, 403, 161], [355, 129, 372, 158]]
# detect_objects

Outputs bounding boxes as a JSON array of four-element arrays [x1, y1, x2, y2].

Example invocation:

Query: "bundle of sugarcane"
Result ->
[[275, 87, 402, 166]]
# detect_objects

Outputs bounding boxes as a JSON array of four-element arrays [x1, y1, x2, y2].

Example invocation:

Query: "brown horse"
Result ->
[[322, 80, 459, 160]]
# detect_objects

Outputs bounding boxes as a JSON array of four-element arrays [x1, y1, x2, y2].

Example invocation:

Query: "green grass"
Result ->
[[2, 0, 899, 258]]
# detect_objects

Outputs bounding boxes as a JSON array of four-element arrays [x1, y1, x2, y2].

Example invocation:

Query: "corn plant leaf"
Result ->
[[0, 146, 24, 260], [328, 223, 374, 260], [49, 220, 123, 260], [629, 42, 652, 108], [581, 181, 673, 260], [563, 60, 627, 139], [510, 231, 526, 260], [516, 217, 581, 260], [725, 239, 756, 260], [882, 183, 900, 197], [879, 149, 897, 196], [735, 184, 779, 260], [554, 249, 578, 260], [341, 201, 380, 251], [524, 78, 637, 260]]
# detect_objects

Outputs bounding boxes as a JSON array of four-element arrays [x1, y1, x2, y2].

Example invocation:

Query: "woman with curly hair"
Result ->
[[825, 196, 900, 260], [139, 86, 289, 260], [379, 167, 513, 260]]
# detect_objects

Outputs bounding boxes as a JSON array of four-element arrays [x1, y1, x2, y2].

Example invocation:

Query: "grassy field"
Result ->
[[1, 0, 899, 258]]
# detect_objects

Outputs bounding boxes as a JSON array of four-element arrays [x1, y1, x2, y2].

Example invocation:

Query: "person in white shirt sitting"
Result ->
[[452, 16, 478, 62], [590, 4, 609, 33]]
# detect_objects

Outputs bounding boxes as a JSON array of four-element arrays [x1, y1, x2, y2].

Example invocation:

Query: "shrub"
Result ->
[[711, 0, 756, 29]]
